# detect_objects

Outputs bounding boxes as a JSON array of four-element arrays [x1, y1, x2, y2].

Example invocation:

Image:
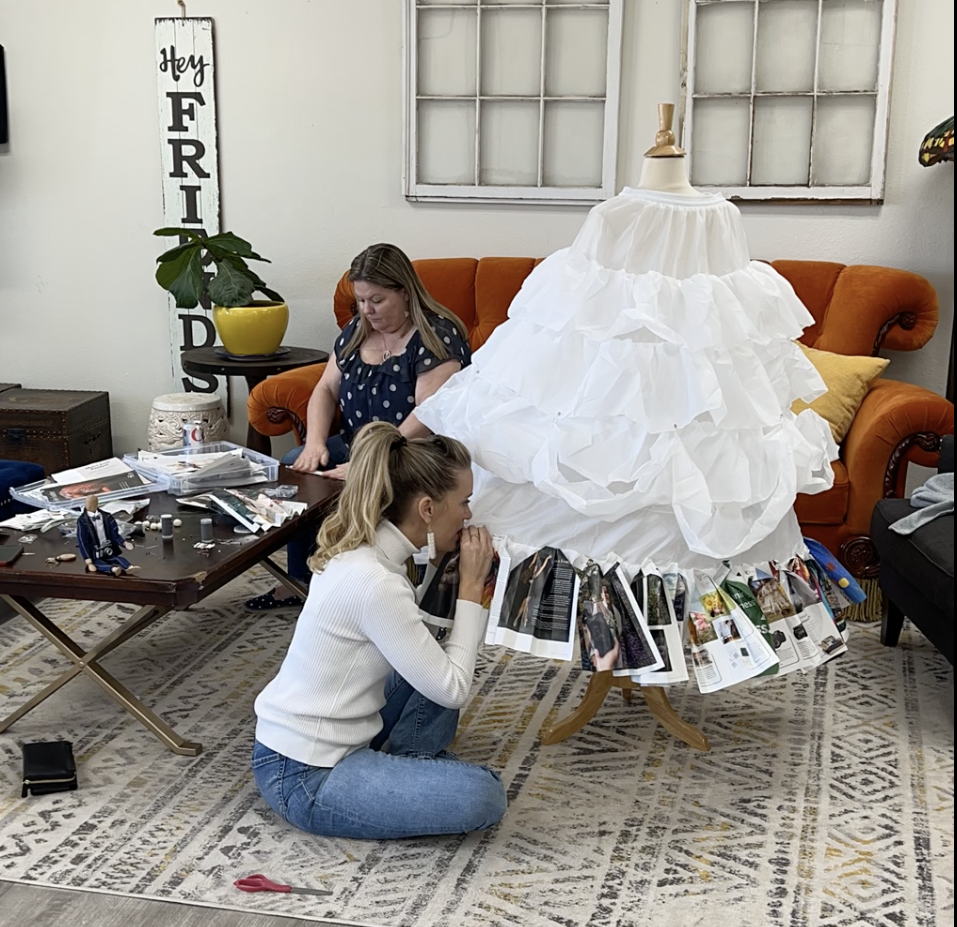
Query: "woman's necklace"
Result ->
[[380, 323, 412, 361]]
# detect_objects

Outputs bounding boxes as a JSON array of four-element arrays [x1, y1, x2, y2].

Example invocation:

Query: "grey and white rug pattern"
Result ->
[[0, 570, 952, 927]]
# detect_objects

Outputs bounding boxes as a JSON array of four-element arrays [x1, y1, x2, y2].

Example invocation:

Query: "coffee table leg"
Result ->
[[260, 555, 309, 600], [0, 595, 203, 756], [244, 373, 272, 455]]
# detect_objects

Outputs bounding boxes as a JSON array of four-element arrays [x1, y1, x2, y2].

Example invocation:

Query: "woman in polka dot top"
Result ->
[[246, 243, 472, 613]]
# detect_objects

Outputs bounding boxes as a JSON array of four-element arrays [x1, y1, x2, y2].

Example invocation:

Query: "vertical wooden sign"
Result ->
[[155, 17, 223, 395]]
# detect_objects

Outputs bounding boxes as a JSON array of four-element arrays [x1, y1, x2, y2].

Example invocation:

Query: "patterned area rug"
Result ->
[[0, 569, 952, 927]]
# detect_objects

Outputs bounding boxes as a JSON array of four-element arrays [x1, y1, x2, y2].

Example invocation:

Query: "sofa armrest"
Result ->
[[841, 377, 955, 535], [247, 363, 327, 445]]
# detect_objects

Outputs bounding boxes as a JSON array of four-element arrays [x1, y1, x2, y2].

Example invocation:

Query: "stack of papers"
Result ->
[[129, 447, 271, 489]]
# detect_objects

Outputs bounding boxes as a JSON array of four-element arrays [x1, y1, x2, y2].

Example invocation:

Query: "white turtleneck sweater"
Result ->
[[254, 520, 487, 767]]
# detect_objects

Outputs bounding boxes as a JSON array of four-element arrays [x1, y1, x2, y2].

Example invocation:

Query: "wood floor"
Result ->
[[0, 881, 352, 927]]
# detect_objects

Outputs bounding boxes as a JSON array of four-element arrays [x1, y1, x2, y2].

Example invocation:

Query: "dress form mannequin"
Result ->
[[635, 103, 705, 197]]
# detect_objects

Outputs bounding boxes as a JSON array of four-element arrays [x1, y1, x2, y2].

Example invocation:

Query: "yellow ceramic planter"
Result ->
[[212, 300, 289, 356]]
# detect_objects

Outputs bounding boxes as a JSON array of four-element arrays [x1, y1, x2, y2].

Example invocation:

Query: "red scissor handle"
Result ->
[[234, 874, 291, 893]]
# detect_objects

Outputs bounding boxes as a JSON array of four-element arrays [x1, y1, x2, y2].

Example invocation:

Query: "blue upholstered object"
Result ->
[[0, 459, 45, 521]]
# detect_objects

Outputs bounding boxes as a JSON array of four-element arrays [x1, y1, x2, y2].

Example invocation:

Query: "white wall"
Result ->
[[1, 0, 953, 461]]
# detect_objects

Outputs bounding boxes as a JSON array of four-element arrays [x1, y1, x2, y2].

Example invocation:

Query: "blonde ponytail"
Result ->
[[308, 422, 471, 572]]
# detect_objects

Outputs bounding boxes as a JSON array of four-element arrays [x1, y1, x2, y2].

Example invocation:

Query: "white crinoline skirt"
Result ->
[[415, 189, 837, 574]]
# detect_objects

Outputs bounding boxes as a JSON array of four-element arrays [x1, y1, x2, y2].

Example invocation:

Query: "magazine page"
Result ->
[[780, 557, 847, 662], [206, 489, 263, 533], [720, 569, 783, 679], [662, 569, 690, 622], [51, 457, 134, 484], [746, 563, 823, 673], [487, 543, 577, 661], [686, 571, 779, 694], [804, 557, 850, 640], [27, 470, 150, 506], [628, 564, 689, 686], [419, 548, 499, 640], [574, 563, 663, 675]]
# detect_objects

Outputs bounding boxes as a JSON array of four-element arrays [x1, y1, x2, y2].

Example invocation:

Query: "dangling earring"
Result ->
[[427, 526, 437, 560]]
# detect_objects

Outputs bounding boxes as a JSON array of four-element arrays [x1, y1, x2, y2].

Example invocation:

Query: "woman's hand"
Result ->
[[289, 441, 329, 473], [319, 462, 350, 481], [590, 640, 620, 672], [457, 525, 494, 604]]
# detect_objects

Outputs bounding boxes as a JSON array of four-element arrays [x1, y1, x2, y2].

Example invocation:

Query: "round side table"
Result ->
[[181, 346, 329, 455]]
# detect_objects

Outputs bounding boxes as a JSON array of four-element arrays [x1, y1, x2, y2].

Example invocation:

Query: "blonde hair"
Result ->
[[340, 243, 469, 361], [308, 422, 472, 572]]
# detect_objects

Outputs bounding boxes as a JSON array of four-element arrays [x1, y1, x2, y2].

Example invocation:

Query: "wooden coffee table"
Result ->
[[0, 469, 339, 756]]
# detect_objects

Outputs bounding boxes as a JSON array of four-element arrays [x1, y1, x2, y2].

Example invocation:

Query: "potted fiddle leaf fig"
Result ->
[[153, 228, 288, 357]]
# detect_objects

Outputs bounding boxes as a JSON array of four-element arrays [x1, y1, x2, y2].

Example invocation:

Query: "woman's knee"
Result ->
[[463, 767, 508, 831]]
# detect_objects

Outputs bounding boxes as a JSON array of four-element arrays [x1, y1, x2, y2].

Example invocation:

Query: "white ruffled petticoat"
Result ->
[[416, 188, 837, 573]]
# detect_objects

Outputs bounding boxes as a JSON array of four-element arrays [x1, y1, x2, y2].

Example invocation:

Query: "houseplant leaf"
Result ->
[[157, 249, 205, 309], [207, 260, 256, 307]]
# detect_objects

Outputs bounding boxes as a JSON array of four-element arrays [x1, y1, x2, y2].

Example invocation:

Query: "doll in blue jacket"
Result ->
[[76, 495, 139, 576]]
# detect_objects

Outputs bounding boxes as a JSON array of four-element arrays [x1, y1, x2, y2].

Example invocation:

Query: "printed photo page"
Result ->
[[627, 564, 690, 686], [487, 542, 578, 661], [574, 562, 664, 677], [686, 571, 780, 694]]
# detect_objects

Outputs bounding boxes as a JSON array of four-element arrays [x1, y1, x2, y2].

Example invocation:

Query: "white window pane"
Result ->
[[417, 8, 477, 97], [419, 0, 475, 5], [755, 1, 818, 93], [481, 9, 542, 97], [689, 97, 751, 185], [694, 2, 754, 94], [819, 0, 882, 92], [545, 9, 608, 97], [543, 101, 603, 186], [480, 101, 540, 185], [751, 96, 812, 184], [418, 100, 475, 184], [811, 94, 876, 185]]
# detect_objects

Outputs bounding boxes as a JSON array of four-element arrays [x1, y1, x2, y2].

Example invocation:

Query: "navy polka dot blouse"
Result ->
[[334, 314, 471, 446]]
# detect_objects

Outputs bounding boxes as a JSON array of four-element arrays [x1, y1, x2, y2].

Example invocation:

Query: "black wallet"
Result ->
[[21, 741, 78, 797]]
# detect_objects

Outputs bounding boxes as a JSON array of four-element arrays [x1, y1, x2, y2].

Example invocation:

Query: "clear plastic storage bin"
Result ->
[[9, 472, 166, 511], [122, 441, 279, 494]]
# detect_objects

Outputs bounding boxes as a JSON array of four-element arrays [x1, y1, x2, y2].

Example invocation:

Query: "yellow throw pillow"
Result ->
[[792, 343, 889, 443]]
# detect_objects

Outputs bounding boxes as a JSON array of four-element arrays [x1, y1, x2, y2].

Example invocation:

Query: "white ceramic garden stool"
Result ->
[[148, 392, 229, 451]]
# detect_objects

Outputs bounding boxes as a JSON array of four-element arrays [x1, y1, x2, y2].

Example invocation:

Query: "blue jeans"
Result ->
[[252, 673, 507, 839], [280, 436, 349, 585]]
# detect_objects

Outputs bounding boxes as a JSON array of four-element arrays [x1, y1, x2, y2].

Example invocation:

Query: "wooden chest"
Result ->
[[0, 389, 113, 476]]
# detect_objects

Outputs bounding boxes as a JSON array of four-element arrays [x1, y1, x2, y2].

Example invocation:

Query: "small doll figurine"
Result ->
[[76, 495, 140, 576]]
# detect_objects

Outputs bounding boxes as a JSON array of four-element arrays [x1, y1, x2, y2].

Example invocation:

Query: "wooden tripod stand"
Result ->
[[540, 672, 710, 750]]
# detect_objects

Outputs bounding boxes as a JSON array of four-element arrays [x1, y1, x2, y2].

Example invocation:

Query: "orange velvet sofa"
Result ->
[[248, 258, 955, 578]]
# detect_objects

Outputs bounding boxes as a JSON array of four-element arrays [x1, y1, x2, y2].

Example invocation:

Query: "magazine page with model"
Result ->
[[574, 562, 663, 676], [628, 564, 690, 686], [486, 541, 578, 661]]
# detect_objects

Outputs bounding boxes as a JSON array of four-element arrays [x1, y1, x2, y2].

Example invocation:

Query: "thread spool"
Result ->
[[161, 514, 174, 540], [200, 517, 213, 542]]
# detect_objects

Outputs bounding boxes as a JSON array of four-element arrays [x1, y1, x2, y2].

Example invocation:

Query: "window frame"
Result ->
[[403, 0, 624, 205], [680, 0, 898, 203]]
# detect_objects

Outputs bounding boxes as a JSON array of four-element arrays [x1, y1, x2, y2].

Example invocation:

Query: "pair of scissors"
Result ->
[[234, 873, 333, 896]]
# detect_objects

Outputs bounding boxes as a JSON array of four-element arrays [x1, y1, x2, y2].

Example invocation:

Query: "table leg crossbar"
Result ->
[[0, 594, 203, 756]]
